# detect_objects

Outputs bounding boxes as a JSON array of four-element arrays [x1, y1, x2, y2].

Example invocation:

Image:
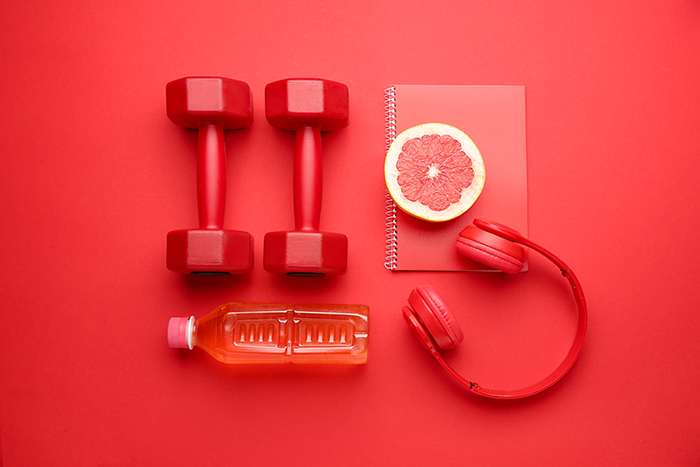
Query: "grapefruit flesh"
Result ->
[[385, 123, 485, 222]]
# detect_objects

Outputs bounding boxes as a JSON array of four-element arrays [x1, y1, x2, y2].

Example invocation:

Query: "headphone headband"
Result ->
[[473, 218, 527, 243]]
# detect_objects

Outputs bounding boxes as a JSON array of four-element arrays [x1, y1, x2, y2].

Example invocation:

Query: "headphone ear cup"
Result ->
[[403, 306, 439, 354], [456, 225, 526, 274], [406, 285, 463, 349]]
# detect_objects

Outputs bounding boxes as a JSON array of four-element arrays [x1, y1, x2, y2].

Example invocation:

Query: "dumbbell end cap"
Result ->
[[263, 230, 348, 275], [167, 229, 253, 274]]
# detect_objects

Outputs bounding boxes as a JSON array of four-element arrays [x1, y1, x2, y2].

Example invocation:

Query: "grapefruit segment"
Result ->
[[385, 123, 485, 222]]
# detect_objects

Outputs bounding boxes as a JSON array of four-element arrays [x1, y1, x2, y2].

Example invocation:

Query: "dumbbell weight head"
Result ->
[[166, 77, 254, 274], [167, 77, 253, 129], [167, 229, 253, 274], [263, 231, 348, 276], [265, 78, 348, 132]]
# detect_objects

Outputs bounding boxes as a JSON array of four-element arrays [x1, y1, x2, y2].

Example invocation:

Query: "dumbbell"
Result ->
[[165, 76, 254, 274], [263, 78, 349, 276]]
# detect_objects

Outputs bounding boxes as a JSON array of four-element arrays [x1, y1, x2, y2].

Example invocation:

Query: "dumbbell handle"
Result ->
[[294, 125, 323, 232], [197, 124, 226, 230]]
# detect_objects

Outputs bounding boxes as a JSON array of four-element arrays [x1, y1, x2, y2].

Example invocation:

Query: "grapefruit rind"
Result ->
[[384, 123, 486, 222]]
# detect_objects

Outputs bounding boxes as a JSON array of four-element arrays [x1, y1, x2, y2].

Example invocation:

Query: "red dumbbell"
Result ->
[[165, 77, 254, 274], [263, 78, 349, 276]]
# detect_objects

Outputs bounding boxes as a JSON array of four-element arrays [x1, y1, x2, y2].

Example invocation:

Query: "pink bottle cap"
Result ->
[[168, 316, 194, 349]]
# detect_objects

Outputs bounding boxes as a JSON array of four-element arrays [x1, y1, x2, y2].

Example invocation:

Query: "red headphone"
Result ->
[[403, 219, 588, 399]]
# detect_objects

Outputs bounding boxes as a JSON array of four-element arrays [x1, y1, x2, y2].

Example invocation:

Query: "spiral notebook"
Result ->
[[384, 85, 528, 271]]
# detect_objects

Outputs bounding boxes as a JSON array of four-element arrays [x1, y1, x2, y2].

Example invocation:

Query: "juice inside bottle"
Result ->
[[168, 302, 369, 364]]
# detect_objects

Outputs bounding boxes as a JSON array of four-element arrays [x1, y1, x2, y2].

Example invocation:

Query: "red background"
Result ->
[[1, 1, 699, 465]]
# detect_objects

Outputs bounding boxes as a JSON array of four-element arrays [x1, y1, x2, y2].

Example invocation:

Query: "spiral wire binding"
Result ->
[[384, 87, 398, 270]]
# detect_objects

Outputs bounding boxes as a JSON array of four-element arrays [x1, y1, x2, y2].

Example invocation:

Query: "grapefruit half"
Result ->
[[385, 123, 485, 222]]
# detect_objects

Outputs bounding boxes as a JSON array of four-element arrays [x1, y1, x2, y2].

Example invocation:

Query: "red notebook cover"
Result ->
[[384, 85, 528, 271]]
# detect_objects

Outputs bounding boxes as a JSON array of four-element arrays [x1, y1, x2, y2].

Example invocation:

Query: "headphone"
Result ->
[[403, 219, 588, 399]]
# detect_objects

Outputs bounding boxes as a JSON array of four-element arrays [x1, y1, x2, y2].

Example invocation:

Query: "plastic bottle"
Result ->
[[168, 302, 369, 364]]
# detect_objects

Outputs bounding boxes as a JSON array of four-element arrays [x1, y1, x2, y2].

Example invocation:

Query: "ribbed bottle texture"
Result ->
[[168, 302, 369, 364]]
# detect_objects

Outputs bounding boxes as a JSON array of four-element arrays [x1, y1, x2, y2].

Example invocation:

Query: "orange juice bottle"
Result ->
[[167, 302, 369, 364]]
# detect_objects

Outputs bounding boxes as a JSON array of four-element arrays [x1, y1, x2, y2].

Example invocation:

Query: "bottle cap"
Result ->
[[167, 316, 194, 349]]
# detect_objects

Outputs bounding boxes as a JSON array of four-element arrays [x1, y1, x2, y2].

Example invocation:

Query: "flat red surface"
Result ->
[[1, 1, 699, 466]]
